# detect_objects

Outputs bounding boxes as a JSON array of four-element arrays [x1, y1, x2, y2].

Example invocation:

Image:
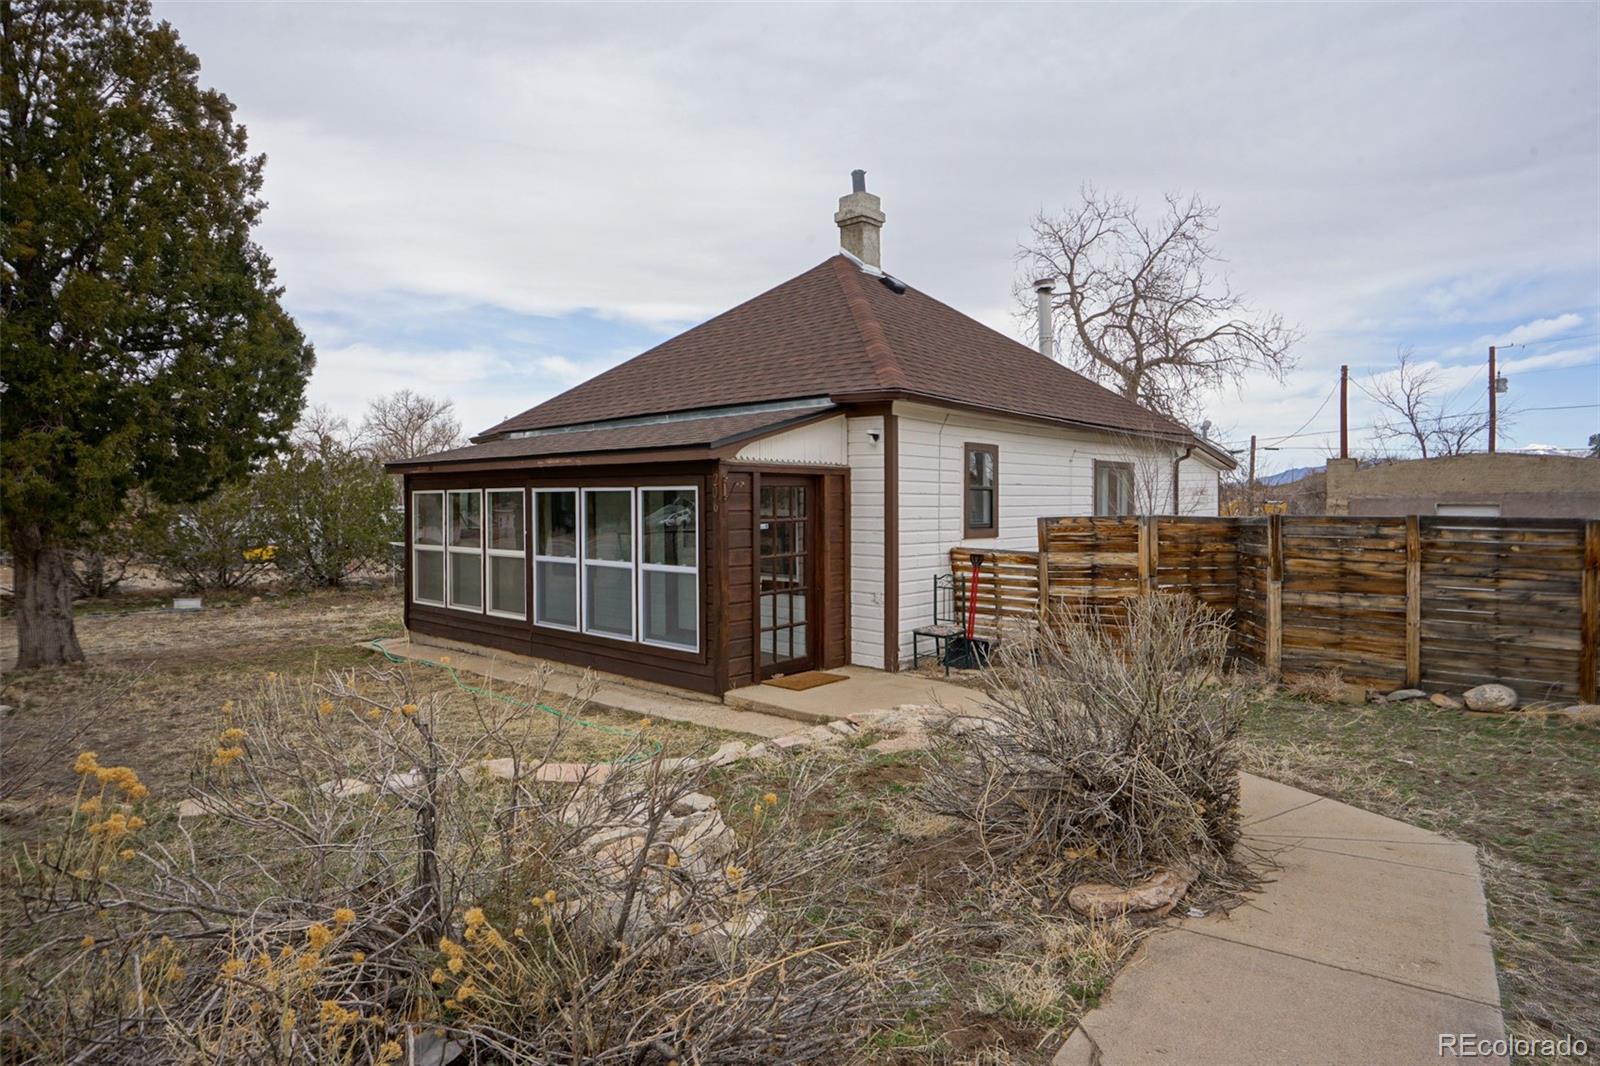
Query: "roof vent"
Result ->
[[879, 273, 907, 294]]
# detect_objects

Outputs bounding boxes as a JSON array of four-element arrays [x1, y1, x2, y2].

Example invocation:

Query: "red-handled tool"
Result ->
[[965, 552, 987, 639]]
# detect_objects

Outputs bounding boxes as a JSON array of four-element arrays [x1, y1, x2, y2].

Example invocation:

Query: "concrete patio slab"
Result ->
[[1053, 928, 1507, 1066], [724, 665, 989, 724], [1054, 774, 1505, 1065], [369, 637, 797, 738]]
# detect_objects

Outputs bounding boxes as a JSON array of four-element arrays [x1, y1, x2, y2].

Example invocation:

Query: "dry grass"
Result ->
[[1240, 691, 1600, 1064], [1, 588, 1155, 1064]]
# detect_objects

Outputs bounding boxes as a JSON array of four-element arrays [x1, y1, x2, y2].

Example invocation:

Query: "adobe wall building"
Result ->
[[1324, 453, 1600, 518]]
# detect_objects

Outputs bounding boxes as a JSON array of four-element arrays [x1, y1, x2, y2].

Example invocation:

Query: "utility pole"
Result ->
[[1339, 364, 1349, 459], [1487, 345, 1497, 454], [1247, 433, 1257, 515]]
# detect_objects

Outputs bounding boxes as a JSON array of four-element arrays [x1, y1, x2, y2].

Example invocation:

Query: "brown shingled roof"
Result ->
[[477, 256, 1207, 450], [387, 407, 832, 470]]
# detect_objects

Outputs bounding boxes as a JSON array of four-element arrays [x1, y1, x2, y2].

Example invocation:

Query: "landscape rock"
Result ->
[[1429, 693, 1464, 710], [946, 714, 1006, 737], [1556, 704, 1600, 725], [868, 732, 930, 755], [1385, 688, 1427, 702], [826, 719, 857, 735], [1067, 866, 1196, 921], [1463, 683, 1518, 713], [669, 791, 718, 817], [534, 762, 612, 785], [318, 777, 374, 799], [770, 733, 812, 751], [176, 796, 230, 818], [703, 740, 749, 766]]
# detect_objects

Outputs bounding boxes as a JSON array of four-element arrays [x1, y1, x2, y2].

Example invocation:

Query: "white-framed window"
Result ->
[[638, 486, 699, 651], [1094, 460, 1136, 517], [533, 489, 579, 631], [446, 489, 484, 611], [486, 488, 527, 619], [582, 488, 634, 641], [412, 490, 446, 607]]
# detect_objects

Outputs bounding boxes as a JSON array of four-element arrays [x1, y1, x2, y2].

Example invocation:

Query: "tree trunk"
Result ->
[[11, 523, 85, 668]]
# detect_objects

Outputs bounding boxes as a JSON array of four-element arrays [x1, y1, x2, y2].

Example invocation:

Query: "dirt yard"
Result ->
[[1241, 687, 1600, 1063], [1, 589, 1149, 1063]]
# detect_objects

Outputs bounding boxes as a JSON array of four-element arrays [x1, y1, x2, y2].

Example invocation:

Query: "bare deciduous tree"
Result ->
[[1018, 187, 1298, 421], [1364, 347, 1493, 458], [358, 389, 464, 463]]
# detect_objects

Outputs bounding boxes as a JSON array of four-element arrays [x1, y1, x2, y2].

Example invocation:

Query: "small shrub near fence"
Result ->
[[951, 514, 1600, 704]]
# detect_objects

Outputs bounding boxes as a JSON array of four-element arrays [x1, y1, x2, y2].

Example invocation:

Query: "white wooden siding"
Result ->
[[892, 401, 1223, 664], [846, 415, 886, 668], [734, 416, 848, 466]]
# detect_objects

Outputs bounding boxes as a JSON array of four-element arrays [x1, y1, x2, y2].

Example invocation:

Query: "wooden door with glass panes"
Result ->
[[756, 477, 815, 677]]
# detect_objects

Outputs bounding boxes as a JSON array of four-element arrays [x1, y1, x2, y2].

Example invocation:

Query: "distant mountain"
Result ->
[[1258, 465, 1318, 487]]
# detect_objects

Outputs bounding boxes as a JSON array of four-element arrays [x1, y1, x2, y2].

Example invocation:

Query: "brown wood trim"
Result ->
[[883, 408, 900, 672], [829, 391, 1237, 470], [962, 442, 1000, 539], [749, 470, 762, 685], [713, 467, 730, 695], [1405, 515, 1421, 687], [402, 478, 413, 633], [1582, 519, 1598, 704], [842, 471, 853, 665]]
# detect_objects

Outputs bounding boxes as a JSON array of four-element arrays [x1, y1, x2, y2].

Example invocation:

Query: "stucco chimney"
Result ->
[[835, 169, 885, 268], [1034, 278, 1056, 359]]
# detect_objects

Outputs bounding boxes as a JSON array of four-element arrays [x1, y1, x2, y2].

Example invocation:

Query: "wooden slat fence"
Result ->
[[949, 515, 1599, 703]]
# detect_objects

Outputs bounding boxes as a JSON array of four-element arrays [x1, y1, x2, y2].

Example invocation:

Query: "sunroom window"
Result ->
[[412, 491, 445, 606], [639, 487, 698, 651], [533, 490, 578, 629], [447, 490, 483, 610], [582, 489, 634, 640], [486, 489, 526, 619]]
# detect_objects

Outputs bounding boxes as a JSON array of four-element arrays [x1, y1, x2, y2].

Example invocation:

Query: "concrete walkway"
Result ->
[[1054, 774, 1507, 1066], [725, 665, 990, 723], [370, 637, 798, 738]]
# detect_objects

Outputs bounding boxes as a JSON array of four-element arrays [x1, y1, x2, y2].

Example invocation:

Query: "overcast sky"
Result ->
[[159, 1, 1599, 470]]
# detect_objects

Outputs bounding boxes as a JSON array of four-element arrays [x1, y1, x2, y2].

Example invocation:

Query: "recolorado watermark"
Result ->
[[1440, 1033, 1588, 1058]]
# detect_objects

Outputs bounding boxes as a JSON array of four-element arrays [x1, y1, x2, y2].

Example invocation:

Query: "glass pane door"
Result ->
[[757, 479, 813, 675]]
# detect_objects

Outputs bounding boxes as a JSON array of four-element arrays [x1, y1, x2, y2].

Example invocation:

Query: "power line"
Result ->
[[1218, 401, 1598, 449], [1263, 382, 1337, 446]]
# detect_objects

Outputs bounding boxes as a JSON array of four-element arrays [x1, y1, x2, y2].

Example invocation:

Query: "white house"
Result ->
[[388, 173, 1233, 694]]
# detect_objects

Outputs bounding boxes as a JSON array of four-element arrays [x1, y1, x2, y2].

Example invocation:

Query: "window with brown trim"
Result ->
[[1094, 460, 1136, 516], [963, 443, 999, 538]]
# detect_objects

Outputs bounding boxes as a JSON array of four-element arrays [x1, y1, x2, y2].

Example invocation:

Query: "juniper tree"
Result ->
[[1, 0, 313, 665]]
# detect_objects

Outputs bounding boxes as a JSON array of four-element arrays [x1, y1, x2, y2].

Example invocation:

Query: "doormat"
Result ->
[[762, 671, 849, 692]]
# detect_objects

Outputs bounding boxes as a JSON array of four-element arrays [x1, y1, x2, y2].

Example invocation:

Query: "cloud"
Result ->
[[154, 2, 1599, 451]]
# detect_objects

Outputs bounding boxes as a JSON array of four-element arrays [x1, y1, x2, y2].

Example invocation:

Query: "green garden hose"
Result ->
[[366, 638, 660, 765]]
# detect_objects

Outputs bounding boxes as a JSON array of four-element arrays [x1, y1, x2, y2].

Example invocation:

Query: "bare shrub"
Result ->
[[923, 593, 1245, 882], [3, 665, 918, 1064]]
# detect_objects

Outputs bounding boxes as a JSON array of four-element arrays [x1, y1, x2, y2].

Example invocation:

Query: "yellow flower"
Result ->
[[306, 923, 332, 951], [439, 937, 464, 959], [447, 956, 464, 974], [350, 951, 366, 964], [80, 935, 95, 948], [455, 979, 478, 1001], [213, 745, 245, 767], [220, 958, 245, 978], [280, 1007, 297, 1031], [724, 864, 746, 883], [763, 792, 778, 806], [119, 848, 135, 860], [219, 727, 247, 743], [430, 968, 446, 984], [333, 907, 356, 925], [665, 850, 680, 869], [127, 815, 145, 831], [401, 703, 418, 717], [378, 1041, 403, 1064], [318, 699, 334, 716], [128, 783, 149, 799], [512, 927, 525, 938], [79, 797, 102, 815], [73, 752, 100, 775], [463, 906, 486, 928], [443, 998, 458, 1010], [221, 700, 234, 715], [366, 708, 382, 721], [543, 889, 557, 904], [638, 718, 652, 729]]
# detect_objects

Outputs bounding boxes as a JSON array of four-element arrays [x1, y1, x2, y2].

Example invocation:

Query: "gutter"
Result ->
[[1171, 444, 1196, 515]]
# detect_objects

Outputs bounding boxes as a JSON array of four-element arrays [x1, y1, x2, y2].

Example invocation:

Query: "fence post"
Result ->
[[1138, 515, 1159, 596], [1582, 520, 1598, 704], [1266, 514, 1283, 679], [1406, 515, 1421, 688], [1036, 517, 1052, 626]]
